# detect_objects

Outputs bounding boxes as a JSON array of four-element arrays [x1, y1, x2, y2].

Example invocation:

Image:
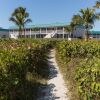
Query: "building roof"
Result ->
[[0, 29, 9, 32], [89, 31, 100, 35], [9, 22, 69, 29], [75, 25, 85, 29]]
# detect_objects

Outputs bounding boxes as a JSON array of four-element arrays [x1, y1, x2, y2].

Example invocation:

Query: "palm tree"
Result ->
[[65, 22, 77, 39], [94, 1, 100, 20], [65, 25, 72, 38], [9, 7, 32, 38], [94, 0, 100, 8], [71, 15, 82, 25], [72, 8, 99, 40], [71, 15, 82, 37], [66, 16, 81, 39]]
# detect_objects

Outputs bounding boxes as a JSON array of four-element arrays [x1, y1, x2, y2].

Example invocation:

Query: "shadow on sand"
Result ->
[[37, 54, 60, 100]]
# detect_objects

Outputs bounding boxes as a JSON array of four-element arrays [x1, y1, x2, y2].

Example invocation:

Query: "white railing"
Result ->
[[51, 32, 56, 37], [10, 34, 18, 39], [44, 33, 51, 38], [44, 31, 57, 38]]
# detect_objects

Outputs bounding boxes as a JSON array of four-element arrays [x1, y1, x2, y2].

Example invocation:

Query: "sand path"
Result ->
[[37, 49, 69, 100]]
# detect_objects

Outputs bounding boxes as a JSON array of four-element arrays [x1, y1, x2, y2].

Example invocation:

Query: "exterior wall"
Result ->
[[0, 31, 9, 38], [9, 26, 69, 39], [73, 28, 85, 38], [89, 34, 100, 39], [9, 26, 100, 39]]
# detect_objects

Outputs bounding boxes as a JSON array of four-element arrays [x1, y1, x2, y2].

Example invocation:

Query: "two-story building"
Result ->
[[0, 28, 9, 38], [6, 22, 100, 39], [9, 23, 70, 39]]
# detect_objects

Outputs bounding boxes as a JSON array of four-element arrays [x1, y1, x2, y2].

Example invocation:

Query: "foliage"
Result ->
[[71, 8, 99, 40], [9, 7, 32, 37], [94, 0, 100, 9], [56, 40, 100, 100], [0, 39, 51, 100]]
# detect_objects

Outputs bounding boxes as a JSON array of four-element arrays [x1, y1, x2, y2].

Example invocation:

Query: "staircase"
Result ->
[[44, 32, 57, 38], [10, 34, 18, 39]]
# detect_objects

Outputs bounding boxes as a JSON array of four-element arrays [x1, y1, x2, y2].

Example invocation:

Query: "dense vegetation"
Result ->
[[0, 39, 100, 100], [56, 40, 100, 100], [0, 39, 52, 100]]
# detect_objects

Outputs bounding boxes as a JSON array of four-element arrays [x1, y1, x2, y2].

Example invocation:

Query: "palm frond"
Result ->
[[94, 0, 100, 8], [9, 7, 32, 37]]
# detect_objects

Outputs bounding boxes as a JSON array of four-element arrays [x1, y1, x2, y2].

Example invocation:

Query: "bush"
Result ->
[[56, 40, 100, 100], [0, 39, 51, 100]]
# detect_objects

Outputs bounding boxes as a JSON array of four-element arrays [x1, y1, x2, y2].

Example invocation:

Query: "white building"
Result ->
[[89, 31, 100, 39], [9, 23, 100, 39], [9, 23, 71, 39], [0, 28, 9, 38]]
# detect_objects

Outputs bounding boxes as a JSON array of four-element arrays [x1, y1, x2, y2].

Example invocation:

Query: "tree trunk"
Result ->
[[23, 26, 26, 38], [19, 27, 22, 38], [19, 29, 21, 38], [24, 29, 26, 38], [70, 32, 72, 38], [85, 29, 89, 41]]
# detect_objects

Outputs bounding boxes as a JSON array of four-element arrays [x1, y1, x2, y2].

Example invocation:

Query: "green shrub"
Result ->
[[0, 39, 51, 100], [56, 40, 100, 100]]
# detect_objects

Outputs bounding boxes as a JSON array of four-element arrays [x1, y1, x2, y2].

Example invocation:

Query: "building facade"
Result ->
[[0, 28, 9, 38], [89, 31, 100, 39], [9, 23, 70, 39], [0, 22, 98, 39]]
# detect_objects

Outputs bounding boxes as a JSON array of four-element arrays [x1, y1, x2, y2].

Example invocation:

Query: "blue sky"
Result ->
[[0, 0, 100, 30]]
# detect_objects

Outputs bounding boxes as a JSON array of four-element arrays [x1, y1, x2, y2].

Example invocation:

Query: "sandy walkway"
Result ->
[[37, 49, 69, 100]]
